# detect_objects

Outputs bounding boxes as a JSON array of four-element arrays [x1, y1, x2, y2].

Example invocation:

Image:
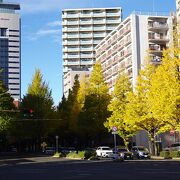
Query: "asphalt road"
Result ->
[[0, 157, 180, 180]]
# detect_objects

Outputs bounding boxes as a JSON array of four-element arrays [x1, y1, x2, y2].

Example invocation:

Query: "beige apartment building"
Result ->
[[62, 7, 122, 97], [96, 12, 173, 94]]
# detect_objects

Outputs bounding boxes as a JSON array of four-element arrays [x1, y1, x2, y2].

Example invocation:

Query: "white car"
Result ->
[[96, 146, 113, 157]]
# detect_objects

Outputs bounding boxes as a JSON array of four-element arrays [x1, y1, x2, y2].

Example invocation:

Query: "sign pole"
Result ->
[[114, 133, 117, 154]]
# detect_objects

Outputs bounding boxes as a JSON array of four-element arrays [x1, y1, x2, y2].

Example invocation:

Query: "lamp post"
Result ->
[[55, 135, 59, 153]]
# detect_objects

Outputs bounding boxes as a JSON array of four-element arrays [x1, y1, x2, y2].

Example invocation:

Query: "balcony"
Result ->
[[80, 27, 93, 31], [67, 54, 80, 58], [67, 34, 79, 38], [81, 47, 93, 51], [67, 21, 79, 25], [106, 20, 120, 24], [93, 12, 106, 17], [67, 28, 79, 32], [64, 14, 79, 18], [93, 26, 106, 31], [93, 20, 106, 24], [81, 60, 94, 65], [106, 13, 120, 17], [67, 41, 80, 45], [93, 40, 102, 44], [80, 34, 92, 38], [93, 33, 106, 38], [148, 35, 169, 42], [106, 26, 116, 31], [148, 23, 168, 31], [80, 40, 93, 45], [67, 48, 80, 52], [66, 61, 81, 65], [80, 13, 92, 18], [80, 54, 94, 58], [80, 20, 93, 25]]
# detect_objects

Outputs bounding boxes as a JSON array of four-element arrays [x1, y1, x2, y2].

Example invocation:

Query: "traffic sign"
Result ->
[[112, 126, 118, 132], [112, 131, 118, 135]]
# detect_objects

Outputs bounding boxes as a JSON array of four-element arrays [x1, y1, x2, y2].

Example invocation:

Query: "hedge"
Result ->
[[160, 151, 180, 159]]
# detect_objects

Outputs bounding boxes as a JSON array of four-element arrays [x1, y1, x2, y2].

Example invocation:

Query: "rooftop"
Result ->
[[63, 7, 121, 12], [0, 0, 20, 10]]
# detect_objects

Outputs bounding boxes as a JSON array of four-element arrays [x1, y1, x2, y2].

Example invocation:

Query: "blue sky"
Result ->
[[9, 0, 176, 105]]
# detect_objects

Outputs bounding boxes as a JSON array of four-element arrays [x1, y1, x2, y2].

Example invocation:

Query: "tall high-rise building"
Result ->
[[0, 0, 21, 102], [62, 7, 122, 97]]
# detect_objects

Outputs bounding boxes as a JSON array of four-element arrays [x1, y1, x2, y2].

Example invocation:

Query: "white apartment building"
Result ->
[[96, 12, 173, 94], [0, 0, 21, 103], [96, 12, 173, 148], [62, 7, 122, 97]]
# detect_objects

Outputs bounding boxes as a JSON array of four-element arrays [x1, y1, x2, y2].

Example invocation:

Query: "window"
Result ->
[[0, 28, 7, 37]]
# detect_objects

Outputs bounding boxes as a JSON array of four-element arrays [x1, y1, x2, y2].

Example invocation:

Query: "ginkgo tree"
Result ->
[[149, 45, 180, 133], [125, 62, 164, 155], [104, 72, 135, 148]]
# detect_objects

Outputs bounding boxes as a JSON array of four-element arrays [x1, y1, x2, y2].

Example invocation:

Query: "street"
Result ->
[[0, 156, 180, 180]]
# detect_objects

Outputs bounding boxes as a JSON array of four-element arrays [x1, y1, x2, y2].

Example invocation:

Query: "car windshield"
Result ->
[[137, 147, 148, 151], [102, 147, 111, 150]]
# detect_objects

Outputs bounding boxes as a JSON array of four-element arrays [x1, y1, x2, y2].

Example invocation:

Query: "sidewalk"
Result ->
[[151, 156, 180, 161]]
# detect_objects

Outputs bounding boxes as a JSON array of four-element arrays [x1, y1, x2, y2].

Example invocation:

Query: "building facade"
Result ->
[[62, 7, 122, 97], [63, 69, 91, 95], [95, 12, 173, 148], [96, 12, 173, 93], [177, 0, 180, 23], [0, 0, 21, 102]]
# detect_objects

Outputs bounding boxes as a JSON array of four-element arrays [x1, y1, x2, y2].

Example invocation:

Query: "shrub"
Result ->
[[53, 152, 66, 158], [170, 151, 180, 158], [66, 151, 85, 159], [160, 151, 171, 159], [84, 150, 96, 159]]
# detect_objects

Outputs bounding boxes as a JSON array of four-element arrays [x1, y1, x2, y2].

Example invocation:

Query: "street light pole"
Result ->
[[55, 135, 59, 153]]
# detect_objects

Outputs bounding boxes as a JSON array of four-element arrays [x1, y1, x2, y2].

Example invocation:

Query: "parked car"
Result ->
[[131, 146, 150, 159], [59, 147, 76, 154], [116, 147, 133, 160], [164, 142, 180, 151], [44, 147, 55, 155], [96, 146, 113, 158]]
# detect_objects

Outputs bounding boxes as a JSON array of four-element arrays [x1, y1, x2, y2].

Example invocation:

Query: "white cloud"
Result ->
[[47, 21, 62, 27], [36, 29, 60, 36], [28, 29, 60, 41]]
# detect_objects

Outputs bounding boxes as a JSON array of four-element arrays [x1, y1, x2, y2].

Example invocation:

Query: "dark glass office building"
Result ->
[[0, 0, 21, 102]]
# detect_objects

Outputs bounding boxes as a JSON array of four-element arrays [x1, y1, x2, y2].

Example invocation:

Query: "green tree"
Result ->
[[0, 78, 16, 133], [17, 69, 55, 150], [68, 74, 81, 135], [57, 75, 81, 146], [105, 73, 134, 148]]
